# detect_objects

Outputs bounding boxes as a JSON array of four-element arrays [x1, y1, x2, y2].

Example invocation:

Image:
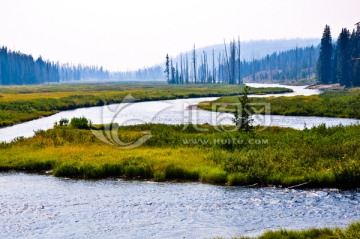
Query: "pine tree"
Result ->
[[233, 86, 253, 132], [331, 43, 337, 84], [351, 25, 360, 86], [336, 28, 352, 87], [317, 25, 333, 84], [164, 54, 170, 83]]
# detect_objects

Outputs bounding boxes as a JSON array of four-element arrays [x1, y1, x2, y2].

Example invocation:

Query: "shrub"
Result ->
[[59, 118, 69, 126], [70, 117, 89, 129]]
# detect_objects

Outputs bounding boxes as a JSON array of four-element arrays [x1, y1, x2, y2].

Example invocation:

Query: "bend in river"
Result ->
[[0, 83, 359, 142]]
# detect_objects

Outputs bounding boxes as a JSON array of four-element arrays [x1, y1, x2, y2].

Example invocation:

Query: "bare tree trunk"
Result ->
[[212, 50, 216, 84], [223, 39, 231, 84], [185, 52, 189, 84], [218, 53, 222, 84], [230, 40, 236, 84], [237, 36, 242, 84], [251, 53, 255, 81], [193, 44, 197, 84], [180, 54, 183, 84], [295, 46, 298, 81]]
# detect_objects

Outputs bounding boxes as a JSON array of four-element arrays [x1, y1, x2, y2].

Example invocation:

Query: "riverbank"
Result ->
[[0, 83, 292, 128], [199, 88, 360, 119], [305, 83, 345, 91], [1, 122, 359, 188], [236, 221, 360, 239]]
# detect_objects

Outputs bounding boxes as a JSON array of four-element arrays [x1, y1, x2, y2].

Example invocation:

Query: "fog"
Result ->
[[0, 0, 359, 70]]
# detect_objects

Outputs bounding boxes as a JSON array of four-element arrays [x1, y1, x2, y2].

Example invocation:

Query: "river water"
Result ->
[[0, 173, 359, 239], [0, 83, 359, 142], [1, 84, 360, 238]]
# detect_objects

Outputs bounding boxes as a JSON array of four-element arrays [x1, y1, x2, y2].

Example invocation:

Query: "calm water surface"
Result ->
[[1, 173, 359, 239], [0, 83, 359, 142]]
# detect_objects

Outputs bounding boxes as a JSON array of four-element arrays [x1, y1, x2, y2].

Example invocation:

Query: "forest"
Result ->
[[0, 47, 111, 85], [165, 42, 319, 85], [0, 47, 60, 85], [0, 39, 319, 85], [317, 24, 360, 86]]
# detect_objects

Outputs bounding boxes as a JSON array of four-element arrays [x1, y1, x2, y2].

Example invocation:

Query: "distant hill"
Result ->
[[119, 38, 320, 82], [173, 38, 320, 62]]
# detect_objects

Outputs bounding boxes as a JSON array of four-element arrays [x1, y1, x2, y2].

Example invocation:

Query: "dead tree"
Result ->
[[223, 39, 231, 84], [212, 50, 216, 84], [192, 44, 197, 84], [237, 36, 242, 84]]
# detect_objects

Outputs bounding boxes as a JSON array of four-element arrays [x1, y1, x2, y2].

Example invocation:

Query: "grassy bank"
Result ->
[[1, 121, 359, 188], [0, 82, 292, 128], [236, 221, 360, 239], [199, 88, 360, 119]]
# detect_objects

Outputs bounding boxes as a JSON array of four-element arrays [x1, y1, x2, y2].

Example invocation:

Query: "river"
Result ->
[[0, 173, 359, 239], [0, 83, 359, 142], [1, 84, 360, 238]]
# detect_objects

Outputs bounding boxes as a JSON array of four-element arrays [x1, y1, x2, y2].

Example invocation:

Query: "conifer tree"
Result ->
[[164, 54, 170, 83], [351, 25, 360, 86], [233, 86, 253, 132], [317, 25, 333, 84], [336, 28, 351, 87]]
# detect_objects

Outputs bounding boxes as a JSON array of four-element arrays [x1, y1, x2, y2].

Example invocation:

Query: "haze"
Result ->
[[0, 0, 359, 71]]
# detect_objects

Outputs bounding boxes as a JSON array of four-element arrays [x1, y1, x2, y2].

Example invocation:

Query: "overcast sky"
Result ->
[[0, 0, 359, 70]]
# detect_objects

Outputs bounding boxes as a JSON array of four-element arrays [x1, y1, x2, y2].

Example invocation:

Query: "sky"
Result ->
[[0, 0, 359, 71]]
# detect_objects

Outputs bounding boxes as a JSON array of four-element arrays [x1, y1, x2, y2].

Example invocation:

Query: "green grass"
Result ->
[[199, 88, 360, 119], [0, 82, 292, 127], [235, 221, 360, 239], [1, 121, 359, 188]]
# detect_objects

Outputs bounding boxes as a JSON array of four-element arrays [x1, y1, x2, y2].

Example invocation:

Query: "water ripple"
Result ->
[[0, 173, 359, 239]]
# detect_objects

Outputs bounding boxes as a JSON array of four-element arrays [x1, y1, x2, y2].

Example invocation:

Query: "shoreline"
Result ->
[[0, 85, 292, 129], [0, 170, 358, 190], [305, 83, 345, 90]]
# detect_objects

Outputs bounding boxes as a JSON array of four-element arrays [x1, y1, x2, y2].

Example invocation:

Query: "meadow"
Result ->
[[199, 88, 360, 119], [1, 119, 359, 188], [0, 82, 292, 127]]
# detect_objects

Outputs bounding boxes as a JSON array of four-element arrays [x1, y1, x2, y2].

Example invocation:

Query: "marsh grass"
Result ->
[[235, 221, 360, 239], [0, 83, 292, 127], [199, 88, 360, 119], [0, 122, 359, 188]]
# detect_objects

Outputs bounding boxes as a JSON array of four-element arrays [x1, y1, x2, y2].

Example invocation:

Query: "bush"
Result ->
[[70, 117, 89, 129], [59, 118, 69, 126]]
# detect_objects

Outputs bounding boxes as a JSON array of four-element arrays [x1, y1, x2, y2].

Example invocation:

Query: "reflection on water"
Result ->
[[0, 173, 359, 239]]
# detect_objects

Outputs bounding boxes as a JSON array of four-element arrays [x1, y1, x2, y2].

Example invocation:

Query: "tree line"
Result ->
[[0, 46, 113, 85], [165, 39, 318, 85], [317, 24, 360, 87], [0, 47, 60, 85], [111, 66, 163, 81], [58, 64, 110, 82]]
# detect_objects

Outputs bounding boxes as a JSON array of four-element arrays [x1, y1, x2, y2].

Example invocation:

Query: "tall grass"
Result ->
[[199, 88, 360, 119], [0, 83, 292, 127], [0, 122, 359, 188], [236, 221, 360, 239]]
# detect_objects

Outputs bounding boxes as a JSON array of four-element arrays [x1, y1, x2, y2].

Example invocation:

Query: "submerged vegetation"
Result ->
[[0, 83, 292, 128], [1, 120, 359, 188], [199, 88, 360, 119], [236, 221, 360, 239]]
